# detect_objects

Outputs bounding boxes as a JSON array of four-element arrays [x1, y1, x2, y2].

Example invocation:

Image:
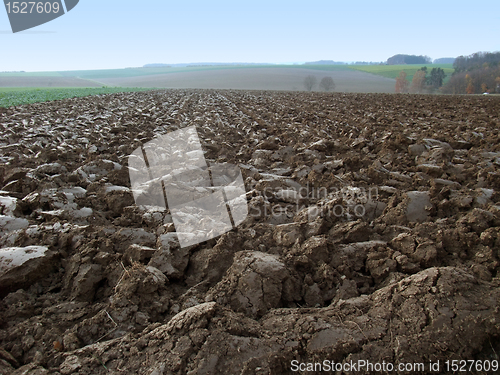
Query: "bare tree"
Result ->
[[319, 76, 335, 92], [410, 70, 426, 93], [395, 71, 409, 93], [303, 75, 317, 91]]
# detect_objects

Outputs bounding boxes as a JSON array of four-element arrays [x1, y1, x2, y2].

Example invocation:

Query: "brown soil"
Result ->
[[0, 90, 499, 374]]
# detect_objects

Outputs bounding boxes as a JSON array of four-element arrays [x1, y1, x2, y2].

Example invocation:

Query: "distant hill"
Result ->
[[433, 58, 456, 64], [387, 54, 432, 65], [304, 60, 347, 65], [143, 63, 171, 68], [143, 62, 271, 68], [351, 61, 383, 65]]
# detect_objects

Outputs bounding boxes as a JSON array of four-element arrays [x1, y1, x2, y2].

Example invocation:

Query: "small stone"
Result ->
[[475, 188, 494, 206], [312, 164, 325, 173], [304, 283, 322, 306], [423, 138, 452, 150], [417, 164, 443, 177], [405, 191, 432, 223], [408, 144, 426, 156], [135, 311, 150, 326], [273, 223, 303, 247]]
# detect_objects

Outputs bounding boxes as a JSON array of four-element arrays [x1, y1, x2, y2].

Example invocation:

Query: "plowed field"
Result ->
[[1, 90, 499, 374]]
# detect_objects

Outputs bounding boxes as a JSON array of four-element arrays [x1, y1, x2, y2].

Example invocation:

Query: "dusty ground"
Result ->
[[0, 90, 499, 374]]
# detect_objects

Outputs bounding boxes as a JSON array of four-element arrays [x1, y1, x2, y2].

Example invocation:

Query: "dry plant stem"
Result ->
[[95, 310, 119, 343]]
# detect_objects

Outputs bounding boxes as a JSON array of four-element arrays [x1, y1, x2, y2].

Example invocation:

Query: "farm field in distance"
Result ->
[[0, 87, 158, 107], [1, 89, 500, 374], [94, 67, 396, 92], [350, 63, 455, 84], [0, 64, 456, 93], [1, 64, 396, 92], [0, 76, 104, 88]]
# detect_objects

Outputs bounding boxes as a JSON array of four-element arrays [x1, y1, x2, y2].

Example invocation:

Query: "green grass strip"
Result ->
[[0, 87, 158, 108], [348, 64, 454, 84]]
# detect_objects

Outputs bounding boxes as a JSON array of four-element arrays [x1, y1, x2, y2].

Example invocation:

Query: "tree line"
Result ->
[[453, 52, 500, 73], [442, 51, 500, 94], [395, 67, 446, 93], [387, 54, 432, 65]]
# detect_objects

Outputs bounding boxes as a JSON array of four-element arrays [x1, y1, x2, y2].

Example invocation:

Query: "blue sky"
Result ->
[[1, 0, 499, 71]]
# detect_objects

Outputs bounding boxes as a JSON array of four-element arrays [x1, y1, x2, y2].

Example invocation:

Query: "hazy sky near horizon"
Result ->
[[1, 0, 499, 71]]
